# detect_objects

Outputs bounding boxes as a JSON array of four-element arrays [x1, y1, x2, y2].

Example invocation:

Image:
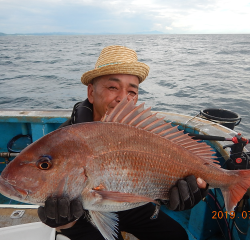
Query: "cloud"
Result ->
[[167, 0, 250, 33], [0, 0, 250, 34]]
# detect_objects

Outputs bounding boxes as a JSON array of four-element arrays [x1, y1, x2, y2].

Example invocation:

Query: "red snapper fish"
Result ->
[[1, 98, 250, 240]]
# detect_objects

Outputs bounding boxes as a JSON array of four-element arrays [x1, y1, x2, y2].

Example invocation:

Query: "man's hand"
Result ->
[[38, 197, 84, 228], [167, 175, 209, 211]]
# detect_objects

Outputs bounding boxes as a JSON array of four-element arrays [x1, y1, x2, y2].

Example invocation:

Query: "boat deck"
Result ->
[[0, 205, 40, 228]]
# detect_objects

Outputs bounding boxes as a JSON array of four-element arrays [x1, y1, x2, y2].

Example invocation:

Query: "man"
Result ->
[[38, 45, 208, 240]]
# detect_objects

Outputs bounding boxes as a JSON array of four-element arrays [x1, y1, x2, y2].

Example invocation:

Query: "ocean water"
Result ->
[[0, 34, 250, 137]]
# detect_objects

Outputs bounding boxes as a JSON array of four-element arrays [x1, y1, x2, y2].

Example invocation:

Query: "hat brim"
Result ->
[[81, 62, 150, 85]]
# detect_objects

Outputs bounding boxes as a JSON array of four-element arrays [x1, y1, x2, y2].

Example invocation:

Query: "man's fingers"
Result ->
[[167, 175, 209, 212], [196, 177, 209, 198], [37, 206, 47, 223], [168, 186, 180, 211], [58, 197, 70, 218], [45, 197, 58, 219], [196, 177, 207, 189], [71, 198, 84, 219], [186, 175, 202, 206], [177, 180, 193, 210], [38, 196, 85, 228]]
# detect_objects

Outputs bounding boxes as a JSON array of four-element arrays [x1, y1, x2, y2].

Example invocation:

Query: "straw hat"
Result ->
[[81, 45, 150, 85]]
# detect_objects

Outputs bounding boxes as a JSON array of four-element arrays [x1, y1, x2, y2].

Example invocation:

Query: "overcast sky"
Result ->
[[1, 0, 250, 34]]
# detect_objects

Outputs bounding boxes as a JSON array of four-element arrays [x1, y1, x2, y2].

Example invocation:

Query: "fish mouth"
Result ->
[[0, 176, 28, 201]]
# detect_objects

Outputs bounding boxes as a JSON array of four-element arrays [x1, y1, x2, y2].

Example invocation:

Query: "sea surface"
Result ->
[[0, 34, 250, 137]]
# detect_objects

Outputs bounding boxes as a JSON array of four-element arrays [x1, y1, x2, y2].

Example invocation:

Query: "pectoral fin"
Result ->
[[92, 189, 159, 205]]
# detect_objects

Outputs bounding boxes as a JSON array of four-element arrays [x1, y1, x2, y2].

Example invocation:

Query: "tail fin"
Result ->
[[221, 169, 250, 212]]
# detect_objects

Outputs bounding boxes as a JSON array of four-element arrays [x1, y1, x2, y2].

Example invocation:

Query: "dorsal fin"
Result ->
[[101, 97, 218, 165]]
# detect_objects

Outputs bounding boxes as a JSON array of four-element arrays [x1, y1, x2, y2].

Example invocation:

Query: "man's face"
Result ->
[[88, 74, 139, 121]]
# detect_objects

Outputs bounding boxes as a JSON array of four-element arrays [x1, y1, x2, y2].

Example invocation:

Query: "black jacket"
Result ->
[[59, 99, 93, 128]]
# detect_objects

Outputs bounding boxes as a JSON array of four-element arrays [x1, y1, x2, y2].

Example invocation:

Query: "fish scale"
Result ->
[[85, 131, 204, 202]]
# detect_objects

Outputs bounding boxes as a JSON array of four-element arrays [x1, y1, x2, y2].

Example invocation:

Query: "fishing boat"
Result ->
[[0, 109, 249, 240]]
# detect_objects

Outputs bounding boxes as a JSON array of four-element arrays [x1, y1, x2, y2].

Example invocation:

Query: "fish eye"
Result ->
[[36, 156, 52, 170]]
